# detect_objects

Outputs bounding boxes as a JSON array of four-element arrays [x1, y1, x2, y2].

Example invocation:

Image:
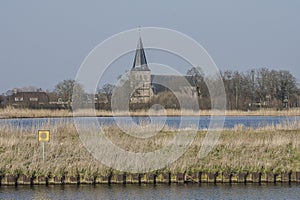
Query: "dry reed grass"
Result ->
[[0, 107, 71, 119], [0, 107, 300, 119], [0, 119, 299, 177]]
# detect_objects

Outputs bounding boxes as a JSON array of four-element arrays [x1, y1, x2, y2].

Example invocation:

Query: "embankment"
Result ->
[[0, 107, 300, 119], [0, 122, 299, 185]]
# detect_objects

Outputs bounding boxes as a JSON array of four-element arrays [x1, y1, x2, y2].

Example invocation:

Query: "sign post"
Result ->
[[38, 130, 50, 163]]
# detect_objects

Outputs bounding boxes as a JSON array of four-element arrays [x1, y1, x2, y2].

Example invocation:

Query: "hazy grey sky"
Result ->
[[0, 0, 299, 94]]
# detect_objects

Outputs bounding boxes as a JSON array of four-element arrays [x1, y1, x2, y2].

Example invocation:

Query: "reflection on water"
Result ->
[[0, 184, 299, 200]]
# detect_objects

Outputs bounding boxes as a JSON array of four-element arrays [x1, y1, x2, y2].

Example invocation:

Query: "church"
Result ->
[[129, 35, 200, 104], [129, 35, 153, 104]]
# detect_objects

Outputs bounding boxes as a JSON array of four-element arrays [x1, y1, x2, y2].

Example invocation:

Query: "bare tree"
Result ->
[[54, 79, 85, 103], [0, 95, 4, 108], [187, 66, 300, 110], [187, 66, 208, 99], [98, 83, 115, 102]]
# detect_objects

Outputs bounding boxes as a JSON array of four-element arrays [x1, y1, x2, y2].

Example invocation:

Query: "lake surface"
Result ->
[[0, 184, 299, 200], [1, 116, 299, 130]]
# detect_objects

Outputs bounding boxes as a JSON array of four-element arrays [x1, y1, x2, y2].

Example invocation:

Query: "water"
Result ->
[[0, 184, 299, 199], [0, 116, 299, 130]]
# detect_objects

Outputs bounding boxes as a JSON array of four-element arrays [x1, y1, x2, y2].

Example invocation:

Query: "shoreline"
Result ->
[[1, 171, 300, 185], [0, 108, 299, 119]]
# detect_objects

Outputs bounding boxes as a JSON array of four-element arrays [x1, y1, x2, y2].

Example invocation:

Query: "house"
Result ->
[[47, 92, 70, 109], [7, 91, 50, 108]]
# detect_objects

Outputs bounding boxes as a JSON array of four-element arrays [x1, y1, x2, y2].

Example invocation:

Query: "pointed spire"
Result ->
[[132, 30, 150, 71]]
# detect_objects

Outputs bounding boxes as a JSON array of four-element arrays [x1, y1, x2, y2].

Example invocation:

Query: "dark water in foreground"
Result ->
[[0, 184, 299, 200]]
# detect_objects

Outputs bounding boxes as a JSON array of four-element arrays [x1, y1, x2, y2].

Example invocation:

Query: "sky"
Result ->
[[0, 0, 299, 94]]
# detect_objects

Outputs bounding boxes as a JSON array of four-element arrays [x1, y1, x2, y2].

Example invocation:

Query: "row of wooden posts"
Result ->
[[1, 172, 300, 186]]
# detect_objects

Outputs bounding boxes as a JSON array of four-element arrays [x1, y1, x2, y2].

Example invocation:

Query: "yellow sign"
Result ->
[[38, 130, 50, 142]]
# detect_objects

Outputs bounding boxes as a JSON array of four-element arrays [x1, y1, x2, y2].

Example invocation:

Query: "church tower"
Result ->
[[130, 34, 153, 104]]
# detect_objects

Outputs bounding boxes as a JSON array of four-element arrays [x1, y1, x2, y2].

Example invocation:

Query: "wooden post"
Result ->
[[42, 142, 45, 163]]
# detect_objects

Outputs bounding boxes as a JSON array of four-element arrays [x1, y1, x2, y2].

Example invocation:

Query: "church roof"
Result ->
[[151, 75, 198, 94], [132, 35, 150, 71]]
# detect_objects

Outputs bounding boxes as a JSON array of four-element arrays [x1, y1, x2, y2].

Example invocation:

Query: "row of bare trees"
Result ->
[[1, 68, 299, 110], [223, 68, 299, 110], [187, 67, 300, 110]]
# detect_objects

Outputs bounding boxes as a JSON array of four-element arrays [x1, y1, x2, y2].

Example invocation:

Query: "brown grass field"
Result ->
[[0, 107, 299, 119], [0, 120, 299, 178]]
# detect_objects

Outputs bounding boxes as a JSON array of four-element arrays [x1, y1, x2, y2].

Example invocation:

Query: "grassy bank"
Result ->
[[0, 121, 299, 180], [0, 107, 300, 119]]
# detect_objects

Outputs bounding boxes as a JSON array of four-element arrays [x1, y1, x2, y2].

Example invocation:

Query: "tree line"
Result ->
[[224, 68, 299, 110], [0, 67, 299, 110], [187, 67, 300, 110]]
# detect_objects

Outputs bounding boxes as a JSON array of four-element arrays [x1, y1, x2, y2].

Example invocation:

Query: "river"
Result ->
[[0, 116, 299, 130], [0, 183, 299, 199]]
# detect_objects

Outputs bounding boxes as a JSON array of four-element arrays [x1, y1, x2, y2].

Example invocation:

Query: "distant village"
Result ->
[[1, 36, 300, 111]]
